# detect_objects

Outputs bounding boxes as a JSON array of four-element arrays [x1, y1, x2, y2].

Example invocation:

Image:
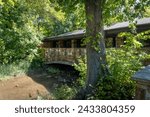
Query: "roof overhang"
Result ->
[[43, 17, 150, 42]]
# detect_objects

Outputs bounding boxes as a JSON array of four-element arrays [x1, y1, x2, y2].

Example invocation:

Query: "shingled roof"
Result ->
[[44, 17, 150, 41], [105, 17, 150, 30]]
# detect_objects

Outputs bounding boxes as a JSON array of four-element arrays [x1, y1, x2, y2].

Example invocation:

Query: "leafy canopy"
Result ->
[[0, 0, 41, 64], [0, 0, 68, 64], [50, 0, 150, 25]]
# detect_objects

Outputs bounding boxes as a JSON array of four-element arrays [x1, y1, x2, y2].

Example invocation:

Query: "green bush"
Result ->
[[0, 52, 45, 79], [73, 31, 149, 99], [73, 48, 147, 99], [29, 48, 45, 69], [47, 67, 61, 75], [91, 48, 145, 99], [0, 61, 31, 79], [0, 0, 42, 64], [73, 57, 86, 87], [53, 84, 77, 100]]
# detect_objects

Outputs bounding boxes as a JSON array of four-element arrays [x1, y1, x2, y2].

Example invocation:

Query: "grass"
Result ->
[[0, 61, 31, 80]]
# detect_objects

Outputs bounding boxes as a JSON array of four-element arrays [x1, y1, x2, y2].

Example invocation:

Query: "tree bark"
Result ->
[[85, 0, 107, 93]]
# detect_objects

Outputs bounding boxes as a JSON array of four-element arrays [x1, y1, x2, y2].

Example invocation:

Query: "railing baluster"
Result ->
[[44, 48, 86, 64]]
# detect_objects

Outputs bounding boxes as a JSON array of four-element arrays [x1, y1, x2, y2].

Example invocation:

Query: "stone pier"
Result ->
[[132, 65, 150, 100]]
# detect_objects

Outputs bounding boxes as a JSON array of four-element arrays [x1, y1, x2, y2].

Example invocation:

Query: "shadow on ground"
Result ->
[[26, 64, 79, 99]]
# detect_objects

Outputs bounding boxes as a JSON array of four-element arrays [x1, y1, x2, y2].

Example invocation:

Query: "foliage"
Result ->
[[74, 49, 145, 99], [144, 7, 150, 17], [46, 6, 85, 36], [25, 0, 84, 36], [0, 61, 31, 79], [25, 0, 66, 36], [0, 48, 45, 79], [104, 0, 145, 24], [50, 0, 150, 25], [47, 67, 61, 75], [73, 57, 87, 87], [0, 0, 68, 64], [0, 0, 42, 64], [92, 49, 144, 99], [53, 84, 77, 100], [118, 30, 150, 49], [91, 36, 149, 99], [105, 31, 148, 99], [0, 0, 59, 76], [73, 30, 149, 99], [29, 48, 45, 69]]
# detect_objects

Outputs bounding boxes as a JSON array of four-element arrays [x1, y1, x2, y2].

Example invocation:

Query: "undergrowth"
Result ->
[[53, 49, 148, 100], [0, 48, 44, 80], [0, 61, 31, 80]]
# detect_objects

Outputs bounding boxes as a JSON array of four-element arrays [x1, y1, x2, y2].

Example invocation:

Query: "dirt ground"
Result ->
[[0, 72, 57, 100]]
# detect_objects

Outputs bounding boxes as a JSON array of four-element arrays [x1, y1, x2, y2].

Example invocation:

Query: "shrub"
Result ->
[[73, 57, 87, 87], [47, 67, 61, 75], [0, 0, 42, 64], [29, 48, 45, 69], [73, 48, 147, 99], [0, 49, 45, 79], [90, 48, 145, 99], [73, 31, 149, 99], [0, 60, 31, 79], [53, 84, 77, 100]]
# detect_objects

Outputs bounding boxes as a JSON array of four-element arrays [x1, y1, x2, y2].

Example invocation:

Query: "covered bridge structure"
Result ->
[[42, 18, 150, 65]]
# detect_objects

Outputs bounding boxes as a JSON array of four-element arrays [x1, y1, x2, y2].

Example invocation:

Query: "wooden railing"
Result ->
[[44, 47, 150, 65], [44, 48, 86, 64]]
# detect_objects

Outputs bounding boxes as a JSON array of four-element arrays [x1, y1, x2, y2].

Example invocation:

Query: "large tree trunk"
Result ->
[[85, 0, 107, 93]]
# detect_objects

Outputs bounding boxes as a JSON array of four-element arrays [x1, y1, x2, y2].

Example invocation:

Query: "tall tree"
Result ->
[[49, 0, 107, 93], [85, 0, 107, 92]]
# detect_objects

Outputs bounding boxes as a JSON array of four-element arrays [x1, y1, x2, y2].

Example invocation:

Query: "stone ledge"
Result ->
[[132, 65, 150, 81]]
